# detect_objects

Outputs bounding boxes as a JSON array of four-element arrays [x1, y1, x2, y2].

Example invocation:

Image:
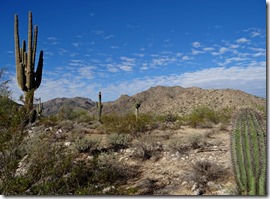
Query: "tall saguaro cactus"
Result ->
[[97, 91, 103, 122], [14, 11, 44, 111], [230, 108, 266, 195]]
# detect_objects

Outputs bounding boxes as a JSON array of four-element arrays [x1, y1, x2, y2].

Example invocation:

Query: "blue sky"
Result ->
[[0, 0, 266, 102]]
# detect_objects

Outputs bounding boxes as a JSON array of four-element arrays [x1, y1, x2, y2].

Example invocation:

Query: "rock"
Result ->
[[64, 142, 71, 146], [102, 186, 115, 194], [15, 155, 29, 177], [191, 183, 198, 192], [181, 181, 188, 186], [45, 127, 53, 132]]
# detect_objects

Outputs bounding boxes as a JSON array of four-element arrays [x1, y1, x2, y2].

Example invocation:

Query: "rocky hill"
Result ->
[[42, 86, 266, 116], [42, 97, 96, 116]]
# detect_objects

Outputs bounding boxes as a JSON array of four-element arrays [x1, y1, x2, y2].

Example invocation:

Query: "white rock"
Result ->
[[102, 186, 115, 194], [64, 142, 71, 146], [181, 181, 188, 186]]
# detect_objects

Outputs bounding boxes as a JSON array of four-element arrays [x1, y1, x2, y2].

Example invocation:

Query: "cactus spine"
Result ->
[[14, 11, 43, 111], [97, 91, 103, 122], [135, 100, 141, 122], [230, 108, 266, 195]]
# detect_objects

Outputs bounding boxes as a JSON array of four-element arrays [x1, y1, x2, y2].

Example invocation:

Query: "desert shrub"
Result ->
[[0, 69, 28, 194], [39, 115, 59, 127], [186, 106, 232, 128], [107, 133, 133, 150], [187, 133, 206, 149], [75, 136, 100, 153], [184, 159, 227, 191], [168, 139, 189, 154], [3, 128, 139, 195], [58, 106, 94, 123], [132, 135, 163, 161], [102, 113, 156, 135]]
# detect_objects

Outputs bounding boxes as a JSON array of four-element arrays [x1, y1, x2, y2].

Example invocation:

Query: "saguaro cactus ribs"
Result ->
[[230, 108, 266, 195]]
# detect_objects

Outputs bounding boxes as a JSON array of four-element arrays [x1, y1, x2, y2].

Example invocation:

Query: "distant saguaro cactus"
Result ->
[[97, 91, 103, 122], [230, 108, 266, 195], [135, 100, 141, 122], [14, 11, 44, 111], [36, 97, 43, 117]]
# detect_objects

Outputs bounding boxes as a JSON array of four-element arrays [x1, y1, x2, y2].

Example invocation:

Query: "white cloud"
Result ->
[[236, 37, 250, 43], [47, 37, 58, 41], [250, 31, 261, 37], [120, 56, 136, 62], [211, 47, 228, 55], [140, 63, 148, 70], [203, 47, 215, 52], [72, 42, 80, 47], [192, 41, 201, 48], [119, 65, 133, 72], [106, 64, 119, 73], [9, 61, 266, 103], [192, 49, 204, 55], [217, 57, 247, 67], [229, 44, 239, 49], [78, 66, 95, 80], [110, 46, 119, 49], [101, 63, 266, 100], [182, 56, 192, 60]]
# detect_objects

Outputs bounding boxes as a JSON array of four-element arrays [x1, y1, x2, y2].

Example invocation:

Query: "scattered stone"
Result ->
[[102, 186, 115, 194], [64, 142, 71, 146], [45, 127, 53, 132], [181, 181, 188, 186]]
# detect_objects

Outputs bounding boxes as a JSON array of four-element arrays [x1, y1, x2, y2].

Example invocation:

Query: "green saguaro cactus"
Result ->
[[135, 100, 141, 122], [14, 11, 44, 111], [97, 91, 103, 122], [230, 108, 266, 195]]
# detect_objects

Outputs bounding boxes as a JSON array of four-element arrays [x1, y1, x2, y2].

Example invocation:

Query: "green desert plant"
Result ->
[[75, 136, 100, 153], [230, 108, 266, 195], [107, 133, 132, 150], [97, 91, 103, 123], [134, 100, 141, 122], [102, 113, 155, 135], [14, 11, 44, 112]]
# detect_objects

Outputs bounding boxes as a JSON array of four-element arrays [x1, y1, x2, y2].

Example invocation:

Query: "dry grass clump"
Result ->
[[187, 133, 207, 149], [183, 159, 228, 195], [168, 139, 189, 154], [132, 135, 163, 161]]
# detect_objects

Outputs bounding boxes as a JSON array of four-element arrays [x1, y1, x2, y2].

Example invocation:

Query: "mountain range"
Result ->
[[41, 86, 266, 117]]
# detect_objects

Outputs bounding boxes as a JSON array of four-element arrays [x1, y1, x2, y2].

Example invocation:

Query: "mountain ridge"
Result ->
[[41, 86, 265, 116]]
